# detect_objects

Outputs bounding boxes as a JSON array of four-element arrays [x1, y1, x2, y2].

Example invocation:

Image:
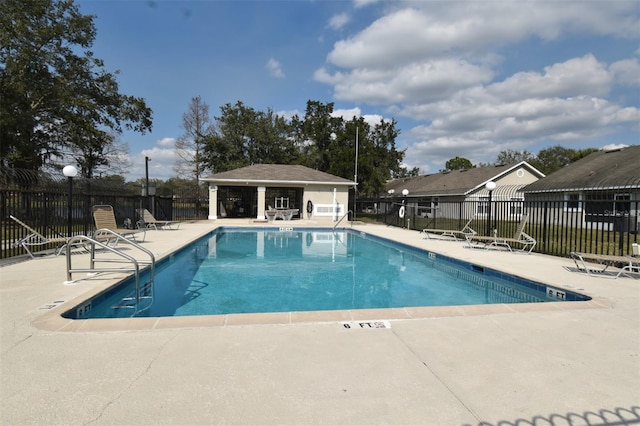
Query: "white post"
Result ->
[[208, 185, 218, 220], [257, 187, 266, 219]]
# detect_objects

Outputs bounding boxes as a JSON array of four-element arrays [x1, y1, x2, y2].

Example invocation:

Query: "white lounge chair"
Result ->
[[570, 252, 640, 279], [136, 208, 180, 230], [421, 216, 477, 240], [9, 215, 72, 258], [466, 214, 536, 254]]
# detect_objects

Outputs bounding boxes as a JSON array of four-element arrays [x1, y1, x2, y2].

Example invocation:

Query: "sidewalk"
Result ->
[[1, 221, 638, 425]]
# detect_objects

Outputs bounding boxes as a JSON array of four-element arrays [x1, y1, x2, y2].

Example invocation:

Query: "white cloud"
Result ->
[[610, 58, 640, 86], [326, 3, 637, 69], [266, 57, 285, 78], [157, 137, 176, 147], [332, 107, 385, 127], [316, 58, 494, 104], [276, 109, 303, 121], [328, 13, 350, 30], [126, 146, 178, 181], [353, 0, 380, 8], [315, 2, 639, 173], [487, 55, 612, 101]]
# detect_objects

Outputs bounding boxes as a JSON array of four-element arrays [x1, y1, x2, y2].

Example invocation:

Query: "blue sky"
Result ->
[[76, 0, 640, 181]]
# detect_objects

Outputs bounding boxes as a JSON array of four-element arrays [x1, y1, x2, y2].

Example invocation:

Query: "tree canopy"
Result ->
[[0, 0, 152, 176], [493, 146, 600, 175], [444, 156, 474, 171], [195, 100, 406, 197]]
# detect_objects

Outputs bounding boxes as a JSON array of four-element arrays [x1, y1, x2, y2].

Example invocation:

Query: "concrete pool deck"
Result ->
[[1, 220, 638, 425]]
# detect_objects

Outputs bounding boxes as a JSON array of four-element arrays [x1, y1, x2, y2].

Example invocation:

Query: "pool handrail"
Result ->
[[333, 210, 353, 230], [64, 231, 155, 310]]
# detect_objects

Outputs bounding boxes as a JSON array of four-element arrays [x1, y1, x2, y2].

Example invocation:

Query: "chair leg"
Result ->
[[21, 242, 35, 259]]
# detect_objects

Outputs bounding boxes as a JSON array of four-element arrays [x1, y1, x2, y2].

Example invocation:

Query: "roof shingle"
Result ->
[[386, 162, 542, 196], [201, 164, 355, 185], [521, 146, 640, 193]]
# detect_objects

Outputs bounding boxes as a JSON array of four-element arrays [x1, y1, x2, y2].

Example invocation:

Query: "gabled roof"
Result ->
[[201, 164, 355, 186], [386, 162, 544, 197], [521, 145, 640, 193]]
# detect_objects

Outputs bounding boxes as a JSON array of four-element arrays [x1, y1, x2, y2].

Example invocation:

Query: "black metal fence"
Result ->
[[355, 193, 639, 257], [1, 169, 208, 259], [3, 168, 639, 259]]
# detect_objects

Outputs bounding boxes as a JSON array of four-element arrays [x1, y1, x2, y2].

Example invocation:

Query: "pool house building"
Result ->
[[200, 164, 356, 224]]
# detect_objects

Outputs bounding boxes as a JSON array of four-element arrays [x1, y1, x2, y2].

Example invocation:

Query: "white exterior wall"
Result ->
[[302, 185, 349, 224], [206, 183, 351, 225]]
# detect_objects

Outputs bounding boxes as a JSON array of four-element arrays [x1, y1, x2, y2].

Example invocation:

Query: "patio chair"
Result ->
[[9, 215, 70, 258], [421, 216, 477, 240], [465, 214, 536, 254], [92, 205, 145, 242], [136, 208, 181, 230], [570, 252, 639, 279]]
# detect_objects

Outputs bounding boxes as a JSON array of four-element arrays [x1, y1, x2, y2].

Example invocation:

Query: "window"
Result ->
[[417, 198, 438, 217], [564, 193, 582, 212], [477, 197, 490, 216], [614, 193, 630, 215], [509, 197, 524, 215]]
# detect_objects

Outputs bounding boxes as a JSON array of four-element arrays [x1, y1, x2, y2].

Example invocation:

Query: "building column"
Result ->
[[208, 185, 218, 220], [257, 186, 266, 219]]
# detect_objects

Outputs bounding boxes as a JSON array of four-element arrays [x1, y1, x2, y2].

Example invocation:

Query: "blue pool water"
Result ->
[[64, 228, 589, 319]]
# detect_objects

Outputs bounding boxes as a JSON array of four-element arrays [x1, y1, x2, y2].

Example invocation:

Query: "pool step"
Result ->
[[111, 281, 154, 314]]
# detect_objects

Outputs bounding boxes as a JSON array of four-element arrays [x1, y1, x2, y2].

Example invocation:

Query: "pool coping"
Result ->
[[30, 224, 614, 332], [32, 297, 613, 332]]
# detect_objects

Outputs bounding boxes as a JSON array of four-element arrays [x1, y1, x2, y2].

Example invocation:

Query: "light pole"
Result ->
[[386, 189, 394, 223], [402, 189, 409, 228], [145, 156, 151, 210], [485, 181, 496, 236], [63, 165, 78, 238]]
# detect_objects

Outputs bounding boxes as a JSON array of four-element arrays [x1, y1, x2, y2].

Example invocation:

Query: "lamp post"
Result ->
[[63, 165, 78, 238], [386, 189, 394, 223], [402, 189, 409, 228], [485, 181, 496, 236], [145, 156, 151, 210]]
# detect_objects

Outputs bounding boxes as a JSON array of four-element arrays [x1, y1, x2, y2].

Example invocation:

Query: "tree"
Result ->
[[495, 149, 535, 165], [202, 101, 299, 173], [530, 145, 573, 175], [394, 167, 420, 178], [175, 96, 213, 182], [200, 99, 405, 196], [362, 117, 404, 196], [298, 100, 342, 171], [0, 0, 152, 172], [70, 132, 132, 178], [529, 145, 599, 175], [444, 157, 473, 171]]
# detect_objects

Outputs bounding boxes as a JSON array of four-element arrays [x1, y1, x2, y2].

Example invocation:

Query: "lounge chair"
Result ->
[[466, 214, 536, 254], [9, 215, 70, 258], [421, 216, 477, 240], [570, 252, 640, 279], [136, 208, 180, 230], [93, 205, 145, 242], [265, 205, 299, 221]]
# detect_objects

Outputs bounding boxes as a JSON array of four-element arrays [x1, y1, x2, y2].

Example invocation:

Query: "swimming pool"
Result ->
[[63, 227, 589, 320]]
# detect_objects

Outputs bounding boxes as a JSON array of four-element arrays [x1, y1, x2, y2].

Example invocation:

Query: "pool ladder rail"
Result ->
[[64, 229, 156, 316], [333, 210, 353, 230]]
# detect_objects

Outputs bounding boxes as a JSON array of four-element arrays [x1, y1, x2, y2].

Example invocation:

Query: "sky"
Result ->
[[76, 0, 640, 181]]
